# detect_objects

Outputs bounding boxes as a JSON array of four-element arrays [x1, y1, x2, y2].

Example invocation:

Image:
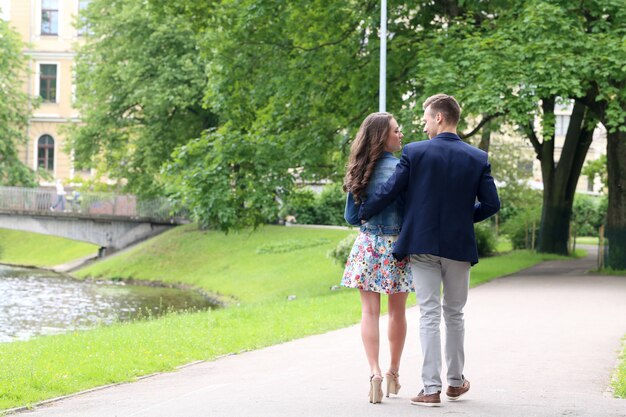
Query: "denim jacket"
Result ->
[[344, 152, 404, 235]]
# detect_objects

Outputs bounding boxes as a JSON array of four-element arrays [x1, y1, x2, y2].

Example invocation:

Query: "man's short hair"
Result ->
[[423, 94, 461, 126]]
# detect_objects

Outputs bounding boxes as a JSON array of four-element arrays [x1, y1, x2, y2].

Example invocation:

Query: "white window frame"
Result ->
[[37, 0, 63, 37], [36, 61, 61, 104], [34, 133, 56, 174]]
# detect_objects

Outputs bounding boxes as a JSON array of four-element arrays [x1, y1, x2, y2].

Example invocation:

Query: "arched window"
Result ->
[[37, 135, 55, 171]]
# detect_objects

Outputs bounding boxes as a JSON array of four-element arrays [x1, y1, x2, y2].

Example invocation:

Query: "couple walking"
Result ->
[[340, 94, 500, 406]]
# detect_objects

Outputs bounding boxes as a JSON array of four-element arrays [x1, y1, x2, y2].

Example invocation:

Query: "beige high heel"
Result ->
[[385, 370, 401, 397], [369, 374, 383, 404]]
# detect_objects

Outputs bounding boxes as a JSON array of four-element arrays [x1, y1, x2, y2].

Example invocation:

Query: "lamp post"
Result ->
[[379, 0, 387, 112]]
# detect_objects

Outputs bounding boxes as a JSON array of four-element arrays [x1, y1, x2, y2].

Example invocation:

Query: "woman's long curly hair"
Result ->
[[343, 112, 393, 204]]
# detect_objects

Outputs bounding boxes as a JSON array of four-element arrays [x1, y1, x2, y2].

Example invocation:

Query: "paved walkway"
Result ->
[[18, 248, 626, 417]]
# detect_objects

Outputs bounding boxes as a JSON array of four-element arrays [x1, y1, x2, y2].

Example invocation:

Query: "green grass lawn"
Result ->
[[0, 229, 98, 267], [75, 224, 353, 304], [0, 224, 610, 410], [596, 268, 626, 276], [495, 235, 513, 253], [614, 338, 626, 398], [576, 236, 599, 245]]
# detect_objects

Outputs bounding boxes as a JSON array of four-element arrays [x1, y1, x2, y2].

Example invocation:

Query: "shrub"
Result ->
[[328, 233, 358, 265], [497, 186, 543, 225], [572, 194, 606, 237], [280, 188, 318, 224], [315, 183, 346, 225], [501, 207, 542, 250], [474, 222, 497, 257], [281, 183, 346, 226]]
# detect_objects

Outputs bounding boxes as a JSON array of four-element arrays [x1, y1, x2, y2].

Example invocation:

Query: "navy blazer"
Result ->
[[359, 132, 500, 265]]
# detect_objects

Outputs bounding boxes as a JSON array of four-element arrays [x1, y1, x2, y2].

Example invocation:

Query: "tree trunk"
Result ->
[[606, 130, 626, 269], [529, 99, 594, 255]]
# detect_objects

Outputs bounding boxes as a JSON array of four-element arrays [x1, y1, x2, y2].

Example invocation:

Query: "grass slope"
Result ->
[[0, 229, 98, 267], [76, 224, 353, 303]]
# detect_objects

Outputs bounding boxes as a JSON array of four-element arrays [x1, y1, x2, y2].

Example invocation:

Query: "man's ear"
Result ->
[[436, 112, 443, 124]]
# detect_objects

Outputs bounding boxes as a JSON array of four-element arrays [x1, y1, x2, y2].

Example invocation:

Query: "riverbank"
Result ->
[[0, 225, 607, 411], [0, 229, 97, 268]]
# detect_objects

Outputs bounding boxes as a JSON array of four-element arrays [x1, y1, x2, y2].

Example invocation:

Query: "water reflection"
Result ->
[[0, 265, 218, 343]]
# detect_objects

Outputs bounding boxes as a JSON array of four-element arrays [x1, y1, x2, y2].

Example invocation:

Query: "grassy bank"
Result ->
[[0, 225, 592, 410], [614, 339, 626, 398], [75, 224, 353, 303], [0, 229, 97, 267]]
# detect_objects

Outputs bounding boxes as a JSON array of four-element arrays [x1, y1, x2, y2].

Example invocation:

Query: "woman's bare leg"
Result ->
[[360, 290, 382, 376], [387, 292, 409, 373]]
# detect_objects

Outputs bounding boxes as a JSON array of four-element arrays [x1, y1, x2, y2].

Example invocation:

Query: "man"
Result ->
[[359, 94, 500, 407], [50, 179, 66, 212]]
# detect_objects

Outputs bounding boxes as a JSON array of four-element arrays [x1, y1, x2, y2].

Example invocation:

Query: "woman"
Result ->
[[341, 112, 412, 404]]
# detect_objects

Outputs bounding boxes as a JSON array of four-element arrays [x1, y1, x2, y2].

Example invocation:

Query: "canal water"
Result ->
[[0, 264, 218, 343]]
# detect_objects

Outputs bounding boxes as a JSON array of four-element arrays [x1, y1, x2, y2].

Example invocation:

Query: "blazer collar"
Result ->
[[432, 132, 461, 141]]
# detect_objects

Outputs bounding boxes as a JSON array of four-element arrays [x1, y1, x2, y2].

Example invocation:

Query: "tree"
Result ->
[[401, 1, 623, 256], [69, 0, 216, 197], [572, 1, 626, 269], [164, 0, 398, 229], [163, 0, 624, 251], [0, 18, 37, 186]]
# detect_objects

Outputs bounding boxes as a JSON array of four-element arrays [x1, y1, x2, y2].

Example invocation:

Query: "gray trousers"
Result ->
[[410, 254, 470, 394]]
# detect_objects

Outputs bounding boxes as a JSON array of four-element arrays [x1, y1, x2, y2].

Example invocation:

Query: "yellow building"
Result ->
[[1, 0, 91, 184]]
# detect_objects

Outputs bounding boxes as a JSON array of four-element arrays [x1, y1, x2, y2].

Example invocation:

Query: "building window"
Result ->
[[39, 64, 57, 102], [38, 135, 55, 171], [555, 115, 570, 136], [41, 0, 59, 35], [77, 0, 92, 36]]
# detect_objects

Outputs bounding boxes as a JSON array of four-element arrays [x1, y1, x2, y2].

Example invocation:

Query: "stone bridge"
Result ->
[[0, 186, 188, 255]]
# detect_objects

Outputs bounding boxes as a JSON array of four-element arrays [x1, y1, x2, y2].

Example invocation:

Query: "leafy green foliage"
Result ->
[[582, 155, 608, 192], [474, 222, 497, 257], [280, 183, 346, 226], [70, 0, 216, 196], [490, 140, 537, 224], [0, 20, 37, 186], [502, 207, 542, 250], [163, 129, 293, 231], [280, 188, 317, 224], [73, 0, 625, 242], [572, 194, 607, 237], [328, 232, 358, 265]]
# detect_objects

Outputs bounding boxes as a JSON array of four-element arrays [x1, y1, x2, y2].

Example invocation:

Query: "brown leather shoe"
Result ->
[[410, 390, 441, 407], [446, 379, 470, 401]]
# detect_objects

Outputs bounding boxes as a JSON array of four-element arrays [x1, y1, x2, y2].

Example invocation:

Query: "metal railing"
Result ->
[[0, 186, 188, 223]]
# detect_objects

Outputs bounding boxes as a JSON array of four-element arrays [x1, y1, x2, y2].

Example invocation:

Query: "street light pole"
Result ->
[[379, 0, 387, 112]]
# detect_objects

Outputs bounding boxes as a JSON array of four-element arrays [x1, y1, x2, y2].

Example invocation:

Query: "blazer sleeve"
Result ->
[[473, 162, 501, 222], [344, 192, 361, 226], [359, 148, 411, 221]]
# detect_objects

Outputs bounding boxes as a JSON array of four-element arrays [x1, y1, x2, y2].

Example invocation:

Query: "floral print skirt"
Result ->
[[341, 232, 413, 294]]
